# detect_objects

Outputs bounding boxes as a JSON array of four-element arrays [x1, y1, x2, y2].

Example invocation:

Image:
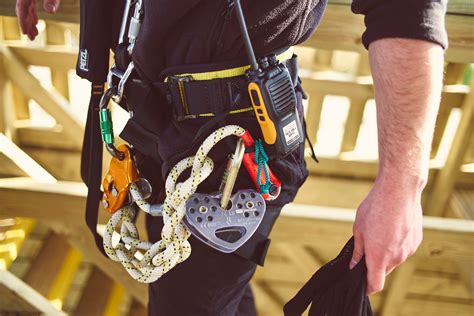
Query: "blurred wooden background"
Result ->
[[0, 0, 473, 315]]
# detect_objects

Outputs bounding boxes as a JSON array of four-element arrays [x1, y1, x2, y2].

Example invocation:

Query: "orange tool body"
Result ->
[[102, 144, 139, 214]]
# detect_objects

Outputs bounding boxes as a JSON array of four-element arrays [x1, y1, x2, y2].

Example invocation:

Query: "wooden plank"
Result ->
[[303, 5, 474, 63], [252, 280, 283, 316], [340, 96, 367, 153], [400, 297, 474, 316], [426, 81, 474, 216], [1, 16, 20, 40], [272, 205, 474, 261], [47, 247, 82, 310], [23, 233, 70, 296], [0, 270, 67, 316], [0, 133, 56, 183], [0, 152, 28, 177], [295, 176, 373, 209], [73, 267, 113, 316], [305, 156, 474, 189], [380, 261, 417, 316], [0, 46, 83, 147], [12, 85, 30, 120], [0, 0, 80, 23], [410, 270, 472, 300], [128, 300, 147, 316], [103, 283, 126, 316], [7, 44, 77, 70], [445, 63, 468, 85], [46, 21, 70, 100], [0, 178, 148, 306], [15, 123, 82, 151], [24, 147, 82, 181]]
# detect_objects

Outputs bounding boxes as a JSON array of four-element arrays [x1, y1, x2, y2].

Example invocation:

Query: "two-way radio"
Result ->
[[233, 0, 304, 158]]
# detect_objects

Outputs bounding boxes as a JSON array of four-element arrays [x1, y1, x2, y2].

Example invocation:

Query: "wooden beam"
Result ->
[[252, 280, 283, 316], [24, 147, 82, 181], [272, 205, 474, 261], [23, 233, 70, 296], [0, 270, 67, 316], [0, 46, 83, 147], [426, 81, 474, 216], [0, 178, 148, 306], [380, 261, 417, 316], [0, 133, 56, 183], [7, 44, 77, 70], [340, 96, 367, 153], [304, 5, 474, 63], [294, 175, 373, 209], [0, 0, 80, 23], [15, 122, 82, 151], [127, 299, 147, 316], [46, 21, 69, 100], [73, 267, 114, 316], [1, 16, 21, 40]]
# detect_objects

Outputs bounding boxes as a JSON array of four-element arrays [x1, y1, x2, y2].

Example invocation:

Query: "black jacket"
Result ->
[[76, 0, 448, 83]]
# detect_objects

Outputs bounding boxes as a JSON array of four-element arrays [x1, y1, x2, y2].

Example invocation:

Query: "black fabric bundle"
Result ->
[[283, 237, 372, 316]]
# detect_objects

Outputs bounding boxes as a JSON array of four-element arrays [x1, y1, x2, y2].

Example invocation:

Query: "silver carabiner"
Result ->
[[113, 62, 135, 104]]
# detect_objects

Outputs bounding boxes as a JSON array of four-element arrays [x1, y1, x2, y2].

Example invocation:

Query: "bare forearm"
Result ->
[[369, 38, 444, 192]]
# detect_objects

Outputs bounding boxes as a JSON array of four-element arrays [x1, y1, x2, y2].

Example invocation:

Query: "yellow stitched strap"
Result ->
[[167, 47, 294, 81], [197, 106, 254, 117]]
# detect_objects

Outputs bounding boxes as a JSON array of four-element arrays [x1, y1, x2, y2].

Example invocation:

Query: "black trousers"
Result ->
[[122, 80, 308, 316]]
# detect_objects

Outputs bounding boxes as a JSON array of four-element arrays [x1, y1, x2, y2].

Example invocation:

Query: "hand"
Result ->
[[350, 173, 423, 294], [16, 0, 61, 40]]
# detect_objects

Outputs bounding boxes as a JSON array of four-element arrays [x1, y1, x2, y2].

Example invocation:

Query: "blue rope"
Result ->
[[254, 139, 272, 194]]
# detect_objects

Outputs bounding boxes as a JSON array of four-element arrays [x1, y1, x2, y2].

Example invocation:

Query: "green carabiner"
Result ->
[[99, 87, 125, 160]]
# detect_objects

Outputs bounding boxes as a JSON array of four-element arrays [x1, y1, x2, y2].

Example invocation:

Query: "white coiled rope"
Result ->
[[103, 125, 246, 283]]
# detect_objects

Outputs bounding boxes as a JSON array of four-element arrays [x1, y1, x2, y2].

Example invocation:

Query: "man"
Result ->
[[16, 0, 447, 315]]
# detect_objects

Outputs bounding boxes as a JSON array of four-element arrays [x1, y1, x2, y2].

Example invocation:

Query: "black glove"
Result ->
[[283, 237, 373, 316]]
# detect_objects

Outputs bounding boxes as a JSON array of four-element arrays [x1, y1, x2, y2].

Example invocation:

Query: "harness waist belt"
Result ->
[[124, 54, 299, 121]]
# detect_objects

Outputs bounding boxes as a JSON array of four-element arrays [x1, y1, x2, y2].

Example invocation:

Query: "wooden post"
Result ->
[[340, 96, 367, 153], [426, 79, 474, 216], [46, 22, 70, 100], [380, 261, 417, 316], [23, 233, 71, 296], [73, 267, 115, 316]]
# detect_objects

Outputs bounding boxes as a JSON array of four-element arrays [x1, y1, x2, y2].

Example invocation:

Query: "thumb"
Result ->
[[349, 236, 364, 270], [43, 0, 60, 13]]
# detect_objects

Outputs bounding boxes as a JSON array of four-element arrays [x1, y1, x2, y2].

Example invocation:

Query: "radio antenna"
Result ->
[[234, 0, 259, 71]]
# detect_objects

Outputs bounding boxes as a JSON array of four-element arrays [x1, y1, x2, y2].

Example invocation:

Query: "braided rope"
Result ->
[[103, 125, 246, 283]]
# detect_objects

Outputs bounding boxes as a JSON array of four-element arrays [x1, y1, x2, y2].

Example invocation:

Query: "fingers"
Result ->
[[349, 235, 364, 270], [366, 261, 386, 295], [16, 0, 33, 35], [16, 0, 39, 40], [43, 0, 60, 13]]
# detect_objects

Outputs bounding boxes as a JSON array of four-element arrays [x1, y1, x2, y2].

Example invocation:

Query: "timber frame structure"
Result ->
[[0, 1, 473, 315]]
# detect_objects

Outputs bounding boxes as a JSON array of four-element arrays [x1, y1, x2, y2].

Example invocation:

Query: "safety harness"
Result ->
[[78, 0, 317, 283]]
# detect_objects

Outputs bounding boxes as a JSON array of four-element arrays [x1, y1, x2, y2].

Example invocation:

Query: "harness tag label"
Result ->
[[283, 120, 299, 146], [79, 49, 89, 71]]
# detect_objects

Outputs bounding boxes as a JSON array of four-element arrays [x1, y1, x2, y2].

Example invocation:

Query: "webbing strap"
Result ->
[[166, 47, 294, 81], [82, 83, 107, 256]]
